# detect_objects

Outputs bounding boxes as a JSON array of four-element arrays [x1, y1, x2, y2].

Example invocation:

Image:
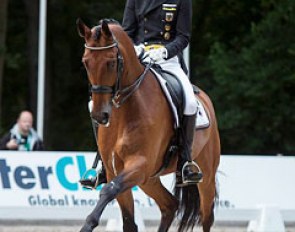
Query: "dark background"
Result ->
[[0, 0, 294, 154]]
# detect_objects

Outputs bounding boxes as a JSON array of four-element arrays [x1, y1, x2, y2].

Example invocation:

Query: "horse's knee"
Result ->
[[100, 176, 123, 201]]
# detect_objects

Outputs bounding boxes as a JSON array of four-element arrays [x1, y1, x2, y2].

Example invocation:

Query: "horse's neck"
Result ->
[[123, 57, 144, 85], [118, 70, 161, 124]]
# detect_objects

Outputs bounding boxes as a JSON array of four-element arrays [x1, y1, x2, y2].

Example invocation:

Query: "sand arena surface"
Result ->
[[0, 225, 245, 232], [1, 221, 295, 232]]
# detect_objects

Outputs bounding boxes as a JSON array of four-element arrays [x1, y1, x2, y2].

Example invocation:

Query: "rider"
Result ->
[[80, 0, 203, 189]]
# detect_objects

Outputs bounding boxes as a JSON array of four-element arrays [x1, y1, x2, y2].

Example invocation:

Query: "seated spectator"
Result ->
[[0, 110, 44, 151]]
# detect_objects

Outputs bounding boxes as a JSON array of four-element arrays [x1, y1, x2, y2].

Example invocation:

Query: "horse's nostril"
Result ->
[[101, 113, 109, 124], [90, 112, 109, 125]]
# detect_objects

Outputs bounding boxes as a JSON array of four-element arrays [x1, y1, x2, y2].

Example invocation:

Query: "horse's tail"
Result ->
[[174, 184, 201, 232]]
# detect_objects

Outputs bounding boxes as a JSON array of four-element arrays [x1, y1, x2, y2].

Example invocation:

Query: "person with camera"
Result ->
[[0, 110, 44, 151]]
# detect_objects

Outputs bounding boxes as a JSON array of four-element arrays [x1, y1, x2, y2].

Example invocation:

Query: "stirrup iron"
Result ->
[[181, 161, 203, 184], [79, 168, 100, 190]]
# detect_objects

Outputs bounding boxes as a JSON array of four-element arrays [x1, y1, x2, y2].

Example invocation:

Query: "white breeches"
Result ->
[[152, 56, 197, 115]]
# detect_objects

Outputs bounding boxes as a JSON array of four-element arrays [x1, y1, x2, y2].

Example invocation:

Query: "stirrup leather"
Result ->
[[181, 161, 203, 184]]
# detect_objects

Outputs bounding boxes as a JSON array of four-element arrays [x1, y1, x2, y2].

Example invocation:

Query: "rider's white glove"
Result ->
[[147, 47, 168, 62], [134, 44, 145, 57]]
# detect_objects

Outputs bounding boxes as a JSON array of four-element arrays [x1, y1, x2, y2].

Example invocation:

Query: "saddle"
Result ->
[[150, 63, 202, 128], [152, 64, 185, 124]]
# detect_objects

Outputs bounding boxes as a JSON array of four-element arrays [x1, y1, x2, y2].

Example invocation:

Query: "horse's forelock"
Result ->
[[99, 18, 120, 26], [93, 25, 102, 41], [93, 19, 120, 41]]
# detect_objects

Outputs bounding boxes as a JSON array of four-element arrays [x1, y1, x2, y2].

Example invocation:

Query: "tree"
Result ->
[[208, 0, 295, 154], [2, 0, 29, 131], [23, 0, 39, 118], [0, 0, 8, 131]]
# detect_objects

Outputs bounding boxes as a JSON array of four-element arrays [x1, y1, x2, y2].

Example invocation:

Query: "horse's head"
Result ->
[[77, 18, 124, 126]]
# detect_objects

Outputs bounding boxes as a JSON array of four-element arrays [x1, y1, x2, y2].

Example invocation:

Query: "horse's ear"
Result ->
[[76, 18, 91, 39], [101, 20, 112, 38]]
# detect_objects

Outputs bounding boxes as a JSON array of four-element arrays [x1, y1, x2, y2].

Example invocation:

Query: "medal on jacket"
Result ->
[[163, 4, 176, 22]]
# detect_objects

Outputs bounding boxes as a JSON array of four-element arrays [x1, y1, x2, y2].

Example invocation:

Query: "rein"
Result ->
[[112, 63, 151, 108], [85, 41, 150, 108]]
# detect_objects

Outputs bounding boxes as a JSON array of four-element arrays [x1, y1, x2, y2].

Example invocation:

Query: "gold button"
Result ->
[[144, 30, 148, 34], [165, 24, 171, 31], [164, 32, 171, 40]]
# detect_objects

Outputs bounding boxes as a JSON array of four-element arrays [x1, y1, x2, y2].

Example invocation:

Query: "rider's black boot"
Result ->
[[176, 114, 203, 187], [79, 163, 107, 189]]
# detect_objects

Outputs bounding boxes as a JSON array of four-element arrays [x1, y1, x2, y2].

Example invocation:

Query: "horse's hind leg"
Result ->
[[198, 151, 219, 232], [116, 190, 138, 232], [199, 182, 216, 232], [140, 178, 178, 232]]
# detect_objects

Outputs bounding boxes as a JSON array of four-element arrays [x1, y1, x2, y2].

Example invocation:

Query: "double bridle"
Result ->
[[84, 41, 150, 108]]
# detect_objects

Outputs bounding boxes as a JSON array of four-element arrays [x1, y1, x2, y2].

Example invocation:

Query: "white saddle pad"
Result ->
[[195, 98, 210, 129]]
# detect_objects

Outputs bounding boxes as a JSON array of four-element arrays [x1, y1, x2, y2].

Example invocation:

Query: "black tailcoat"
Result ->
[[122, 0, 192, 60]]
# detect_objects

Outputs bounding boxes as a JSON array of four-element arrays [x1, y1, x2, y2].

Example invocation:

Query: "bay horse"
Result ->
[[77, 18, 220, 232]]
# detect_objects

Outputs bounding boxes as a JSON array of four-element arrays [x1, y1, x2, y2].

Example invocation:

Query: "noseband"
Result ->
[[85, 41, 150, 108]]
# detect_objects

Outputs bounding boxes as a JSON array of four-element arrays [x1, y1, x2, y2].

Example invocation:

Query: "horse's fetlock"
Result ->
[[123, 221, 138, 232], [85, 215, 98, 229]]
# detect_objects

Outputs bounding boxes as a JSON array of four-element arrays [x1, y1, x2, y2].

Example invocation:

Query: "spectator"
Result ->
[[0, 110, 44, 151]]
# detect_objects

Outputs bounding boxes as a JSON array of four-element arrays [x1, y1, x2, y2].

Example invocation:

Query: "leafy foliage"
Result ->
[[208, 0, 295, 154]]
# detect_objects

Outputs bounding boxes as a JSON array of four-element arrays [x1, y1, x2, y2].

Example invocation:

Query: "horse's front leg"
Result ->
[[80, 177, 123, 232], [80, 159, 145, 232]]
